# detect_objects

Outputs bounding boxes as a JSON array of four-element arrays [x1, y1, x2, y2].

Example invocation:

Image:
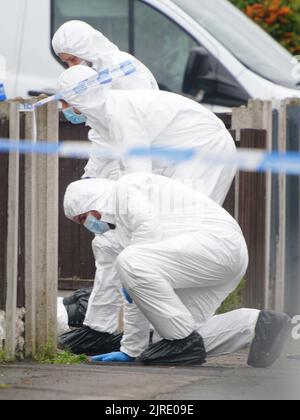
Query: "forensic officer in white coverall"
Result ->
[[52, 20, 159, 179], [57, 65, 237, 205], [53, 21, 159, 338], [63, 175, 290, 367], [57, 64, 238, 350]]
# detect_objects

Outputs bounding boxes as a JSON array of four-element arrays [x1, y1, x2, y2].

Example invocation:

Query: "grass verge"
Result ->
[[34, 348, 88, 365], [217, 279, 246, 315], [0, 349, 6, 363]]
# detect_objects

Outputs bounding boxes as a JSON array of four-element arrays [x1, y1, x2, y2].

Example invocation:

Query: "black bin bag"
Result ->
[[58, 327, 123, 356], [60, 288, 122, 356], [63, 288, 92, 329]]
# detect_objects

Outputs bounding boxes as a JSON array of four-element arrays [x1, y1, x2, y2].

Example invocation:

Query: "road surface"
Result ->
[[0, 339, 299, 400]]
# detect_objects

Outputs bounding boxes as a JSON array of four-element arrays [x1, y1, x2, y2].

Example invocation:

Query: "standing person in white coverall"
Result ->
[[57, 64, 238, 354], [52, 20, 159, 180], [53, 21, 159, 344], [63, 176, 290, 367], [57, 65, 237, 206]]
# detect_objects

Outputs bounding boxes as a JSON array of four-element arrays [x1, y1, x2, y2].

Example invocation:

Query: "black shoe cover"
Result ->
[[138, 331, 207, 366], [248, 311, 291, 368], [58, 327, 122, 356]]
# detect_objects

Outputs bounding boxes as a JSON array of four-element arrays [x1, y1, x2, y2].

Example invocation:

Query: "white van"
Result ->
[[1, 0, 300, 111]]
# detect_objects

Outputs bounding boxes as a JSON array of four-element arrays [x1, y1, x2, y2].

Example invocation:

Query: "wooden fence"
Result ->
[[0, 100, 59, 359], [0, 98, 299, 358]]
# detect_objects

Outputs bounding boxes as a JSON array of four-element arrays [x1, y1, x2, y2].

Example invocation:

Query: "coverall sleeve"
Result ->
[[120, 302, 151, 358], [83, 129, 121, 180], [108, 113, 153, 174], [84, 232, 123, 334]]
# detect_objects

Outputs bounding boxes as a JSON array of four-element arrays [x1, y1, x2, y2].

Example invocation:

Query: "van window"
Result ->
[[134, 1, 198, 93], [51, 0, 248, 105], [52, 0, 130, 52], [52, 0, 197, 93]]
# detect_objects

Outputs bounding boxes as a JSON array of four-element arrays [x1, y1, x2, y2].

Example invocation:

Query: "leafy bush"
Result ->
[[231, 0, 300, 53]]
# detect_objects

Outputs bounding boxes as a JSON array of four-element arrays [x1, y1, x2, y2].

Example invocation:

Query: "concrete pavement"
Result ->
[[0, 339, 299, 400]]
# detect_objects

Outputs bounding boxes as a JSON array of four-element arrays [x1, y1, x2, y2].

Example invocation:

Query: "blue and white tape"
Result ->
[[17, 60, 138, 111], [62, 60, 137, 103], [19, 103, 35, 112], [0, 138, 300, 176]]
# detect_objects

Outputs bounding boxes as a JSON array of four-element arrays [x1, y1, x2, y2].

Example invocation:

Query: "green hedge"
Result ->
[[230, 0, 300, 54]]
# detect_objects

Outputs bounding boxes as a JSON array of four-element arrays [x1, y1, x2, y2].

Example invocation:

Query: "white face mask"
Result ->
[[84, 214, 111, 235]]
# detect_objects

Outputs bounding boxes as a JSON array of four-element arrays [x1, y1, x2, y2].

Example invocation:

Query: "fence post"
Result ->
[[35, 102, 59, 354], [232, 100, 273, 309], [284, 98, 300, 314], [4, 102, 20, 360], [238, 129, 268, 309], [24, 102, 59, 356], [0, 103, 9, 327], [274, 100, 288, 312], [24, 106, 38, 357]]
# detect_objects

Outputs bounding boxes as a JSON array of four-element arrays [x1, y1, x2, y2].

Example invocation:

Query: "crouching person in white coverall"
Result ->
[[53, 21, 159, 343], [63, 175, 291, 368]]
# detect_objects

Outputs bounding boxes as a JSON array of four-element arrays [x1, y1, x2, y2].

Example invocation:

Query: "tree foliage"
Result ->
[[231, 0, 300, 53]]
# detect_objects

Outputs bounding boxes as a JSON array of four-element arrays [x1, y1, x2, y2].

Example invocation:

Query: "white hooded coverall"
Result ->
[[53, 21, 159, 334], [57, 65, 237, 205], [64, 175, 260, 359], [53, 20, 159, 180]]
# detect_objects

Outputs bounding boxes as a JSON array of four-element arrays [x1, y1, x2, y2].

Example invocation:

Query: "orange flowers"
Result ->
[[231, 0, 300, 54], [245, 0, 291, 25]]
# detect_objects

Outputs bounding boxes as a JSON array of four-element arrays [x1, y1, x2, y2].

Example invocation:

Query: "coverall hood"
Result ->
[[52, 20, 119, 69], [64, 178, 116, 223], [57, 65, 109, 126]]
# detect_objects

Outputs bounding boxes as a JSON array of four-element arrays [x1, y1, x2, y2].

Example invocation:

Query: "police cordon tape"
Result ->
[[3, 59, 300, 175], [0, 138, 300, 176], [18, 59, 138, 111]]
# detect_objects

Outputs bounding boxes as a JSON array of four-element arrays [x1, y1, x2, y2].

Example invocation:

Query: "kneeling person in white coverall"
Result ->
[[63, 175, 290, 367]]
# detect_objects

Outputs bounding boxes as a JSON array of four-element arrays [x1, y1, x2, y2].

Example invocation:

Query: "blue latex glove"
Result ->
[[91, 352, 135, 363], [122, 288, 133, 304]]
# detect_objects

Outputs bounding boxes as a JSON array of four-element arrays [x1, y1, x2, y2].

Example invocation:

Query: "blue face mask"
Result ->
[[84, 214, 111, 235], [63, 107, 87, 125]]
